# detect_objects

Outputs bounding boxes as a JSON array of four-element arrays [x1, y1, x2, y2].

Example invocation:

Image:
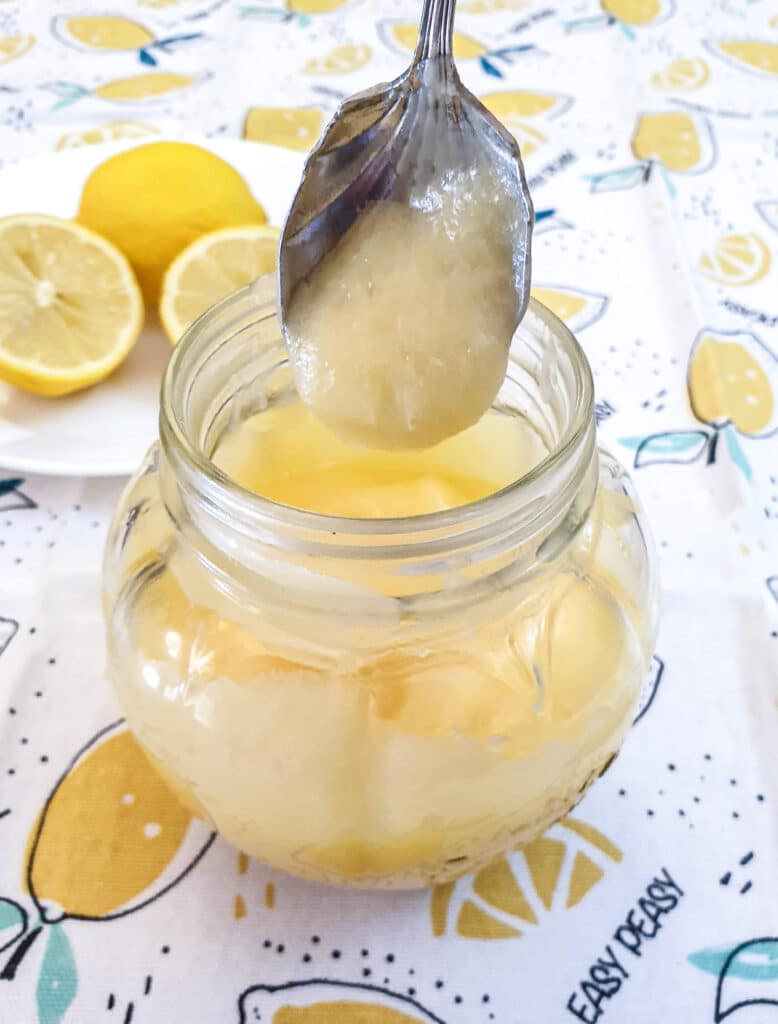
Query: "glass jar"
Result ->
[[103, 278, 658, 889]]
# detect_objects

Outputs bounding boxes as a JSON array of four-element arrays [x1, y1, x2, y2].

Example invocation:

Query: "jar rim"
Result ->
[[160, 281, 594, 543]]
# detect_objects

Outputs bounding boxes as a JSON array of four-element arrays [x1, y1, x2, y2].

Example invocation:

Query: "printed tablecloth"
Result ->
[[1, 1, 777, 1022]]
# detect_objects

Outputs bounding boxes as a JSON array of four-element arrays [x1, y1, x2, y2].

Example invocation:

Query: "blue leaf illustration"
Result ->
[[36, 925, 77, 1024], [0, 477, 23, 497], [635, 430, 709, 467], [0, 478, 35, 511], [138, 48, 157, 66], [0, 899, 26, 955], [619, 436, 644, 449], [587, 164, 647, 194], [618, 22, 637, 41], [723, 425, 753, 482], [479, 56, 503, 77], [563, 14, 610, 32], [768, 576, 778, 603], [492, 44, 535, 59]]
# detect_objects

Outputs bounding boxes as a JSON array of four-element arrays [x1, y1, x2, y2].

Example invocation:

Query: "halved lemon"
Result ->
[[159, 224, 279, 343], [698, 231, 771, 286], [0, 214, 143, 396]]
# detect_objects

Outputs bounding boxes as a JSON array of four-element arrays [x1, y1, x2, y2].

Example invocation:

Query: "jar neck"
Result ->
[[159, 282, 597, 619]]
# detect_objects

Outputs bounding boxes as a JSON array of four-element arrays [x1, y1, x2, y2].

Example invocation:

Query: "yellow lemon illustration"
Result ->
[[243, 105, 325, 151], [93, 71, 205, 103], [289, 0, 356, 11], [706, 39, 778, 76], [631, 111, 714, 173], [688, 330, 777, 436], [0, 33, 35, 64], [303, 43, 372, 75], [78, 141, 267, 303], [481, 91, 571, 158], [239, 981, 442, 1023], [651, 56, 710, 90], [379, 21, 487, 60], [431, 817, 622, 939], [601, 0, 669, 25], [52, 15, 154, 52], [531, 285, 609, 332], [27, 723, 214, 922], [56, 120, 158, 149], [698, 232, 771, 286]]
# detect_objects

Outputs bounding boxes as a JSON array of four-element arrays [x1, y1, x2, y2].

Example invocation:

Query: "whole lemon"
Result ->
[[77, 141, 267, 304]]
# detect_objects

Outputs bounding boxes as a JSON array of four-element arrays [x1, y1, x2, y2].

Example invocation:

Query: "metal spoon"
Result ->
[[279, 0, 533, 319]]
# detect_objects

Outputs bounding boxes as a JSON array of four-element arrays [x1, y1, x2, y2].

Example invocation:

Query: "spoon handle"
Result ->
[[414, 0, 456, 62]]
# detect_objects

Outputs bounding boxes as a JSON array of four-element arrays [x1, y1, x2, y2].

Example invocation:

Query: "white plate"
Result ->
[[0, 138, 304, 477]]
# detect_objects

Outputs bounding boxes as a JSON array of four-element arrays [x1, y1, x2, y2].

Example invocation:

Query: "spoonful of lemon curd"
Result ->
[[279, 0, 533, 450]]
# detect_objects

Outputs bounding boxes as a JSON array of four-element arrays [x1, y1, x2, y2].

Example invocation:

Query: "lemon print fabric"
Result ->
[[651, 57, 710, 91], [631, 111, 714, 173], [51, 14, 202, 65], [238, 981, 445, 1024], [698, 233, 771, 287], [756, 200, 778, 235], [589, 110, 715, 193], [380, 21, 486, 59], [531, 286, 609, 332], [688, 329, 777, 438], [430, 817, 622, 939], [77, 141, 268, 303], [480, 91, 572, 159], [52, 16, 154, 52], [377, 20, 533, 77], [460, 0, 526, 11], [601, 0, 673, 26], [705, 38, 778, 76], [288, 0, 360, 12], [0, 33, 35, 64], [243, 106, 325, 151], [47, 72, 209, 110], [303, 43, 372, 75], [26, 722, 215, 922], [56, 120, 158, 150]]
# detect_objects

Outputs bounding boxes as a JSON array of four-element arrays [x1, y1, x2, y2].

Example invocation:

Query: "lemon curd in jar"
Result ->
[[103, 286, 658, 888]]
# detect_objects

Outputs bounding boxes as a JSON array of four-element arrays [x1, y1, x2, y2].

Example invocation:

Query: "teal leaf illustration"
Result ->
[[690, 940, 778, 981], [619, 437, 644, 449], [633, 430, 709, 467], [587, 164, 647, 193], [655, 162, 678, 199], [36, 925, 77, 1024], [0, 899, 26, 954], [618, 22, 637, 40], [138, 47, 157, 66], [723, 425, 753, 482], [563, 14, 610, 32]]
